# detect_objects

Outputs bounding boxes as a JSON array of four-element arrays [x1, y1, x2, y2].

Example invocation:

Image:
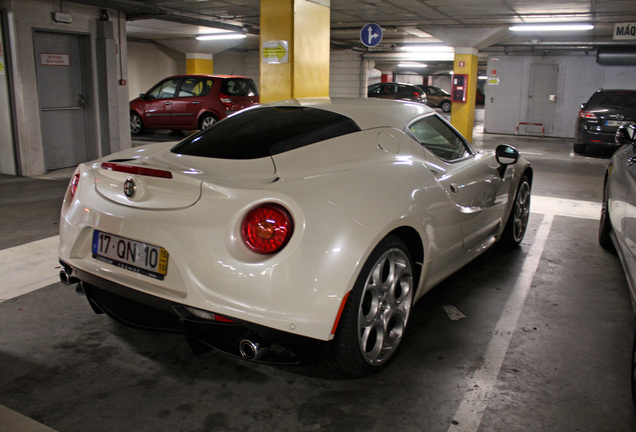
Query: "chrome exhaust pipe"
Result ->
[[239, 338, 268, 361], [59, 269, 79, 286]]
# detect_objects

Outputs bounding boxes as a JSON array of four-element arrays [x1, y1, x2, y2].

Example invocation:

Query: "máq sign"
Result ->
[[614, 23, 636, 40]]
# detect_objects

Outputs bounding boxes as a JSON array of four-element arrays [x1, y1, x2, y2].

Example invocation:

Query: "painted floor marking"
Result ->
[[0, 235, 60, 303], [447, 213, 554, 432], [0, 405, 58, 432], [531, 196, 600, 220]]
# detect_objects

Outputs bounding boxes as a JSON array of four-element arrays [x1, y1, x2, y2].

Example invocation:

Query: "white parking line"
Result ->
[[0, 405, 58, 432], [447, 213, 554, 432], [0, 236, 60, 303], [531, 196, 600, 220]]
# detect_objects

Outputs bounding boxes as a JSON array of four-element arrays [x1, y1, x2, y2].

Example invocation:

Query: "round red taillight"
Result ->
[[69, 173, 80, 198], [242, 205, 293, 254]]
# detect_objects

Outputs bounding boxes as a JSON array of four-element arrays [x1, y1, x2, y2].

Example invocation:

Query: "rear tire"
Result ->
[[441, 100, 451, 113], [199, 113, 217, 130], [632, 329, 636, 410], [130, 112, 144, 135], [573, 143, 586, 154], [329, 236, 414, 376], [500, 175, 531, 248]]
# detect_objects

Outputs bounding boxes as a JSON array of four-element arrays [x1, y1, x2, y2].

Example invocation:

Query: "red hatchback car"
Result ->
[[130, 74, 259, 134]]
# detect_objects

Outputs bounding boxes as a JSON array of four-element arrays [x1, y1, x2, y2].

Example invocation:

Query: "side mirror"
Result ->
[[496, 144, 519, 165], [615, 123, 636, 146], [140, 93, 147, 100], [580, 102, 586, 109]]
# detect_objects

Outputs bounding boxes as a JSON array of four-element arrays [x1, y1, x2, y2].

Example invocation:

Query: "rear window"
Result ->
[[221, 78, 259, 97], [587, 91, 636, 109], [171, 106, 361, 159]]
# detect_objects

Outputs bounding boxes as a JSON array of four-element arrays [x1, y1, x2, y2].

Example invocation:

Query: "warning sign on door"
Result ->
[[40, 53, 70, 66]]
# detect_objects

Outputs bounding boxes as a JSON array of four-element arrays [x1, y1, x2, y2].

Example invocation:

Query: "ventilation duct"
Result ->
[[597, 47, 636, 65]]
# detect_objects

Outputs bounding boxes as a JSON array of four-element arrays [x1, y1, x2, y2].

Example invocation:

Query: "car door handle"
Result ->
[[192, 101, 200, 105], [164, 102, 172, 105]]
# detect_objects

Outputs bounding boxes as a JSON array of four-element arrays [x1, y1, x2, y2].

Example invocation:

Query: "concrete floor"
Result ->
[[1, 120, 635, 432]]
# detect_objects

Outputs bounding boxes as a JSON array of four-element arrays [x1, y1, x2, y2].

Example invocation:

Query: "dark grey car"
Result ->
[[574, 89, 636, 154]]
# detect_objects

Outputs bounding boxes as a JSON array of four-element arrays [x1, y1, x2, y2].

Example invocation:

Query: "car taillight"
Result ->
[[579, 110, 597, 119], [69, 172, 80, 199], [242, 204, 293, 254], [219, 93, 233, 107]]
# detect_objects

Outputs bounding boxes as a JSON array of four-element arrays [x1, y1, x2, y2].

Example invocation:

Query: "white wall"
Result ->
[[213, 49, 261, 91], [484, 53, 636, 138], [127, 41, 184, 101], [1, 0, 130, 176], [329, 50, 365, 97], [0, 12, 15, 174], [129, 47, 366, 100]]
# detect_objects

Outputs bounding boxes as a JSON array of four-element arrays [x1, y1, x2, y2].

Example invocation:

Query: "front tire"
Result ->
[[441, 100, 451, 113], [599, 175, 615, 252], [329, 236, 414, 375], [500, 175, 531, 247]]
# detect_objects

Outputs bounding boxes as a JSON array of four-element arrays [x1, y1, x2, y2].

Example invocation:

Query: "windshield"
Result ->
[[171, 106, 361, 159]]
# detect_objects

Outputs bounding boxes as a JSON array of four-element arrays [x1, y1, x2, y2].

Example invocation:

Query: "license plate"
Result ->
[[605, 120, 631, 127], [91, 230, 168, 280]]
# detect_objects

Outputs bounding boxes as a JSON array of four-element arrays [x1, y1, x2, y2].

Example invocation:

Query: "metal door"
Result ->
[[527, 63, 558, 135], [34, 31, 87, 171]]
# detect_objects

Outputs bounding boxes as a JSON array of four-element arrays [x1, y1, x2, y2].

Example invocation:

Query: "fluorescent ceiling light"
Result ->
[[196, 33, 246, 41], [405, 52, 455, 61], [401, 45, 454, 53], [478, 76, 488, 80], [398, 63, 428, 68], [509, 23, 594, 32]]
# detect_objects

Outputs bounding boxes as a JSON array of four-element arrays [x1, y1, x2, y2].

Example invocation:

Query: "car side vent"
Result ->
[[107, 158, 135, 163]]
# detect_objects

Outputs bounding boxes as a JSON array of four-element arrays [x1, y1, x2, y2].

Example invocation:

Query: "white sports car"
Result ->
[[59, 98, 532, 375]]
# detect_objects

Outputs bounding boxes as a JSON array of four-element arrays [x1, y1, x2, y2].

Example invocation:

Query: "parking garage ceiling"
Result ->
[[69, 0, 636, 73]]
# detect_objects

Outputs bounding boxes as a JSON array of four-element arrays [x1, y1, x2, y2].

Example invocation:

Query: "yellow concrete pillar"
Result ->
[[260, 0, 330, 103], [450, 47, 478, 142], [186, 53, 214, 75]]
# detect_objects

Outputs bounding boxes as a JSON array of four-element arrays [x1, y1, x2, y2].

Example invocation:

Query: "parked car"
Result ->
[[367, 82, 427, 104], [59, 98, 532, 376], [129, 74, 259, 135], [599, 123, 636, 409], [420, 85, 452, 112], [574, 89, 636, 154]]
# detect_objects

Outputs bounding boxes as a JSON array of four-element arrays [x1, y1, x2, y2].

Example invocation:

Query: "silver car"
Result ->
[[599, 123, 636, 409]]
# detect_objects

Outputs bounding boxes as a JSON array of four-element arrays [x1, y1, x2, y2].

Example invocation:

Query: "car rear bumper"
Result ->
[[60, 260, 329, 364], [575, 128, 621, 147]]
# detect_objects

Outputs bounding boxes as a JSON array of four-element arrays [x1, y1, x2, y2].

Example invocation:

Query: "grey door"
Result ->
[[527, 63, 558, 135], [34, 31, 87, 171]]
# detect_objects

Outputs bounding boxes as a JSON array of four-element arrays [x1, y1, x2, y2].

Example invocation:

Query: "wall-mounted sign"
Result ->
[[40, 53, 70, 66], [360, 23, 383, 47], [262, 41, 289, 64], [614, 23, 636, 40]]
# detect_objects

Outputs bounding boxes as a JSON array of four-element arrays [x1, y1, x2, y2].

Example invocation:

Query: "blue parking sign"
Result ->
[[361, 23, 383, 47]]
